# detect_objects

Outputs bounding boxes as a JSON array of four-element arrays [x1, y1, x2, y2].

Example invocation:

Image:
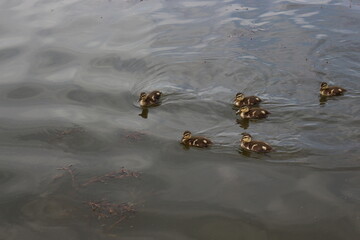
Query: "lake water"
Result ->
[[0, 0, 359, 239]]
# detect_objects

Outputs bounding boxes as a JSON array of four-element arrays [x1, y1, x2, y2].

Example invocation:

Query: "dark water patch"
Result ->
[[6, 86, 43, 99], [116, 202, 266, 239], [1, 82, 137, 113], [0, 194, 35, 225], [0, 170, 15, 194], [0, 164, 39, 205], [15, 125, 111, 153], [0, 122, 180, 156], [90, 55, 148, 73], [37, 28, 53, 37], [21, 195, 81, 225], [113, 57, 147, 73], [0, 47, 22, 63], [65, 88, 132, 111], [31, 49, 75, 71]]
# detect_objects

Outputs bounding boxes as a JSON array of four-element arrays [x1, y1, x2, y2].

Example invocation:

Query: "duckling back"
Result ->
[[241, 140, 272, 153], [235, 96, 261, 107], [320, 86, 346, 96], [182, 136, 212, 148], [240, 108, 270, 119]]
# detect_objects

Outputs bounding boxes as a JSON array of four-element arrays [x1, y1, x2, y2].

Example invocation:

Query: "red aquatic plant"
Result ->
[[81, 167, 140, 187], [86, 200, 136, 229]]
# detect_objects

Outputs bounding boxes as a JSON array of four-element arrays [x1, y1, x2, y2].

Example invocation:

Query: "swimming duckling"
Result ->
[[236, 106, 270, 119], [181, 131, 212, 148], [320, 82, 346, 96], [139, 91, 162, 107], [240, 133, 272, 153], [233, 93, 262, 107]]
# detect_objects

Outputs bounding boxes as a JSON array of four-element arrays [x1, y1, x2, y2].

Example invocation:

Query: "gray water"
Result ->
[[0, 0, 360, 239]]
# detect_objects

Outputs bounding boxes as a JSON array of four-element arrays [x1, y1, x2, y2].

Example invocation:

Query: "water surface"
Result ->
[[0, 0, 359, 239]]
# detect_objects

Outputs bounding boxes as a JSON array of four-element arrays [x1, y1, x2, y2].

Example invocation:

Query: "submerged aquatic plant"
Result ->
[[54, 165, 140, 229], [81, 167, 140, 187], [55, 165, 140, 188], [86, 200, 136, 230]]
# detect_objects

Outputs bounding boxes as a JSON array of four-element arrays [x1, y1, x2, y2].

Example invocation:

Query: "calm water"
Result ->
[[0, 0, 359, 239]]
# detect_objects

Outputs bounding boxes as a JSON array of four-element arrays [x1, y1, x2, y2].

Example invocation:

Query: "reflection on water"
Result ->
[[0, 0, 360, 239], [319, 95, 329, 105], [139, 108, 149, 119], [236, 118, 250, 129]]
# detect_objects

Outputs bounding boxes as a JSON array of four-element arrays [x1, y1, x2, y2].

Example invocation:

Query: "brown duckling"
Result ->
[[139, 91, 162, 107], [320, 82, 346, 96], [233, 93, 262, 107], [240, 133, 272, 153], [236, 105, 270, 119], [181, 131, 212, 148]]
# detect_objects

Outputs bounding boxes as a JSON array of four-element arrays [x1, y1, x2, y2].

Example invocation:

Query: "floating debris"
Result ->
[[81, 167, 140, 187], [124, 131, 145, 142], [86, 200, 136, 230], [55, 166, 140, 189], [53, 126, 85, 140], [56, 165, 78, 189], [54, 165, 141, 229]]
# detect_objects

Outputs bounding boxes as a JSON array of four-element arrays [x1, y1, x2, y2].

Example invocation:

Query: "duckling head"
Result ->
[[182, 131, 192, 140], [320, 82, 328, 90], [236, 105, 250, 115], [139, 92, 147, 102], [235, 92, 245, 101], [241, 133, 252, 142]]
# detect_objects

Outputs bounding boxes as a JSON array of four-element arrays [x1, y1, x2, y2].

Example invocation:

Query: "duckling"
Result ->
[[236, 105, 270, 119], [240, 133, 272, 153], [138, 91, 162, 107], [320, 82, 346, 96], [233, 93, 262, 107], [181, 131, 212, 148]]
